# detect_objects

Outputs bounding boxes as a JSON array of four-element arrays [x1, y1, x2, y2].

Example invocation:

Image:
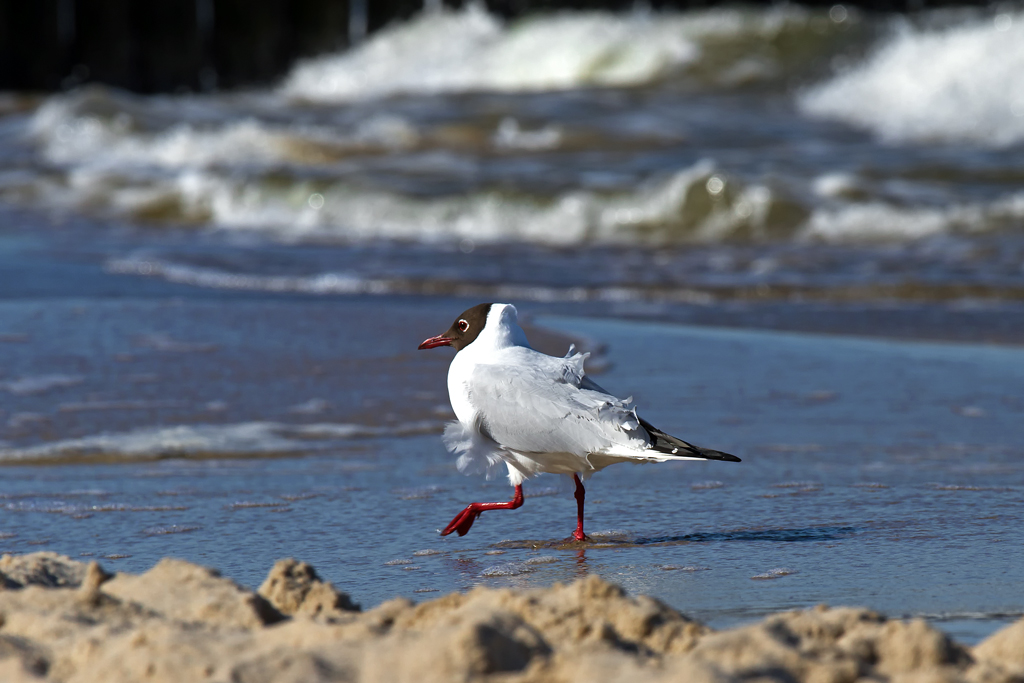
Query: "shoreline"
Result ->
[[4, 206, 1024, 350], [1, 312, 1020, 468], [1, 551, 1022, 683], [1, 311, 1021, 636]]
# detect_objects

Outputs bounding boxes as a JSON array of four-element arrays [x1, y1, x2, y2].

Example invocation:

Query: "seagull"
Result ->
[[418, 303, 740, 541]]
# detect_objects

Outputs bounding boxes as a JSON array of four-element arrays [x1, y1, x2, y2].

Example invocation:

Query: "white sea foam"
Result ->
[[105, 258, 393, 295], [282, 4, 832, 101], [24, 100, 784, 241], [0, 374, 84, 396], [492, 118, 562, 151], [802, 193, 1024, 242], [289, 7, 664, 101], [288, 398, 330, 415], [30, 91, 419, 170], [18, 9, 1021, 248], [480, 562, 533, 577], [69, 160, 791, 245], [800, 11, 1024, 146], [143, 525, 201, 536], [104, 255, 719, 304], [0, 420, 441, 463], [751, 567, 797, 580], [661, 565, 711, 571]]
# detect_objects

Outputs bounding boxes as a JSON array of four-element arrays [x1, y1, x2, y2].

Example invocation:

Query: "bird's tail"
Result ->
[[638, 417, 741, 463]]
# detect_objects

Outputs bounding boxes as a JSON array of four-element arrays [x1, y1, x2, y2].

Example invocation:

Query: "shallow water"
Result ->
[[2, 315, 1021, 644]]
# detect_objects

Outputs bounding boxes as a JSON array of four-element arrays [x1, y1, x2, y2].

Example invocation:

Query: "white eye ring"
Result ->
[[458, 319, 469, 332]]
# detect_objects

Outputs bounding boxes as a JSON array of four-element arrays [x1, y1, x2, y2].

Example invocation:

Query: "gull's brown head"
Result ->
[[418, 303, 493, 352]]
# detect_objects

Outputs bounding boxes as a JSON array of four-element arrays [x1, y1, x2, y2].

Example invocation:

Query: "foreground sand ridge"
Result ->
[[0, 552, 1022, 682]]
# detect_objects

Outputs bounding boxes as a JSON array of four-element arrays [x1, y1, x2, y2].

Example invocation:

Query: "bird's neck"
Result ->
[[462, 324, 530, 359], [486, 304, 530, 349], [491, 322, 530, 350]]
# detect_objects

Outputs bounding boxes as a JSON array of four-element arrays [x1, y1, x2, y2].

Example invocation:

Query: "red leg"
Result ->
[[441, 484, 524, 537], [572, 474, 589, 542]]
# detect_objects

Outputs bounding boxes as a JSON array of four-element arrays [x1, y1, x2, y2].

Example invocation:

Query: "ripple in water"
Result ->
[[481, 562, 533, 577], [661, 565, 712, 572], [142, 525, 201, 536], [751, 568, 797, 581]]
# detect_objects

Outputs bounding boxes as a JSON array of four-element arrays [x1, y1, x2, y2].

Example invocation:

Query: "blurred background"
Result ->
[[0, 0, 972, 92], [1, 0, 1021, 342], [1, 0, 1023, 635]]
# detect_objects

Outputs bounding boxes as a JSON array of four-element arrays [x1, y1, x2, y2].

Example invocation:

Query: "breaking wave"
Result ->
[[18, 88, 808, 245], [28, 88, 420, 170], [803, 193, 1024, 242], [282, 3, 852, 101], [176, 162, 798, 245], [9, 114, 807, 244], [10, 7, 1023, 247], [800, 9, 1024, 146], [0, 421, 441, 464]]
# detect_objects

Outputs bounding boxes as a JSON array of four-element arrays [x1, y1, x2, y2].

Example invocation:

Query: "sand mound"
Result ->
[[0, 552, 1021, 682]]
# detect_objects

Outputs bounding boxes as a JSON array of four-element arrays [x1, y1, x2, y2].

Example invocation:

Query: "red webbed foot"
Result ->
[[439, 484, 524, 537], [441, 506, 481, 536]]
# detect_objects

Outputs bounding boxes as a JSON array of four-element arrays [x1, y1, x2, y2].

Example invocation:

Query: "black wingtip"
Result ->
[[698, 448, 742, 463], [637, 416, 741, 463]]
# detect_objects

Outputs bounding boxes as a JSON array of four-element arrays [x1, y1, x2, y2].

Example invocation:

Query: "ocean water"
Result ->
[[1, 313, 1021, 645], [1, 2, 1023, 644]]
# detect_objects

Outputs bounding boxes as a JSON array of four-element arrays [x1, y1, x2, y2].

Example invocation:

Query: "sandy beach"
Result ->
[[1, 551, 1023, 683]]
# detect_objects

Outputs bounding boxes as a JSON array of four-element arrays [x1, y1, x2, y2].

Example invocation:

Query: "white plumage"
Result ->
[[442, 303, 703, 486]]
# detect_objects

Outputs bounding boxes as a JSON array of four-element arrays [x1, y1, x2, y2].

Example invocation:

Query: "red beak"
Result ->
[[418, 335, 452, 350]]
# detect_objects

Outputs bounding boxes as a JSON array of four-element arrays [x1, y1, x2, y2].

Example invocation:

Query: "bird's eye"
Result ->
[[458, 319, 469, 332]]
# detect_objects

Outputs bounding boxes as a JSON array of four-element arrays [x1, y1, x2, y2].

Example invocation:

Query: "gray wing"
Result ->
[[464, 348, 650, 456]]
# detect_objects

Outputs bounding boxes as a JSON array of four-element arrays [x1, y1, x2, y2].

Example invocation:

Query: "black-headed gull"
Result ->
[[418, 303, 740, 540]]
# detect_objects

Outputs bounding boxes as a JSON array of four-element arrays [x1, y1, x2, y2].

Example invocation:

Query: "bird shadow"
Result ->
[[631, 525, 859, 545], [494, 525, 857, 550]]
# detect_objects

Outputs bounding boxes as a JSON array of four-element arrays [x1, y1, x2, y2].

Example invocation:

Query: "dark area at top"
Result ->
[[0, 0, 980, 93]]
